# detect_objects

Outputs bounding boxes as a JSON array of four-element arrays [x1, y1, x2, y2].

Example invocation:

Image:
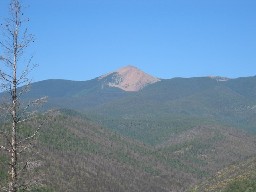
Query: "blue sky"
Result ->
[[0, 0, 256, 81]]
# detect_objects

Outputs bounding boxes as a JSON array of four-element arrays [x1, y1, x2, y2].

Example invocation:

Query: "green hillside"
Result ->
[[84, 77, 256, 145], [19, 77, 256, 139], [1, 76, 256, 191], [1, 111, 256, 191], [0, 112, 193, 191], [191, 156, 256, 192], [22, 78, 128, 110]]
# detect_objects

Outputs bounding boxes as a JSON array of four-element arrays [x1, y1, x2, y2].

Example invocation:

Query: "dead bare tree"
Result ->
[[0, 0, 47, 191]]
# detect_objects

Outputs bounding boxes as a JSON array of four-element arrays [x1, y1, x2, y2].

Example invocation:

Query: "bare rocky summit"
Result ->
[[99, 65, 160, 91]]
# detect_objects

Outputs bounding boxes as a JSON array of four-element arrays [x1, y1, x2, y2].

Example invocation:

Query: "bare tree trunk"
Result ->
[[0, 1, 47, 191], [9, 16, 18, 191]]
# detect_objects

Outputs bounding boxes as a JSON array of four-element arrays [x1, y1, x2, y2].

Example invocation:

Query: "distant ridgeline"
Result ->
[[23, 66, 256, 137]]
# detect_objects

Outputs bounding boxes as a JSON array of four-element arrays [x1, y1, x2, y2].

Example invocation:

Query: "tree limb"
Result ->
[[17, 123, 42, 146]]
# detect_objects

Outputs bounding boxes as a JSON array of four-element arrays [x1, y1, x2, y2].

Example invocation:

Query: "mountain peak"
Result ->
[[116, 65, 144, 76], [98, 65, 160, 91]]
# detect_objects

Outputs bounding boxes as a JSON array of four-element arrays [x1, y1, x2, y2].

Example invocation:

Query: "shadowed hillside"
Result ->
[[1, 112, 194, 191], [1, 111, 256, 191]]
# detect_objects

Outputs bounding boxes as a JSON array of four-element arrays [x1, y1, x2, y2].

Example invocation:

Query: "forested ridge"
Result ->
[[1, 110, 256, 191]]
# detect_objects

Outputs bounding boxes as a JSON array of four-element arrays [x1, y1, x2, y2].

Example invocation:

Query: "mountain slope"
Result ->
[[18, 112, 197, 192], [191, 156, 256, 192], [1, 110, 256, 191], [23, 78, 128, 110], [86, 76, 256, 145], [16, 70, 256, 145]]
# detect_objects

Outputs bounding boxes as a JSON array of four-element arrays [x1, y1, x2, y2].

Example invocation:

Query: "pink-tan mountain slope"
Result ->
[[98, 65, 160, 92]]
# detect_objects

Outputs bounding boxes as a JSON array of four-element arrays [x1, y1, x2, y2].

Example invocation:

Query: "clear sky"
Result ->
[[0, 0, 256, 81]]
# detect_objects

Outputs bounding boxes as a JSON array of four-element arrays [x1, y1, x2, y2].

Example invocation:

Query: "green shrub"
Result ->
[[223, 178, 256, 192]]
